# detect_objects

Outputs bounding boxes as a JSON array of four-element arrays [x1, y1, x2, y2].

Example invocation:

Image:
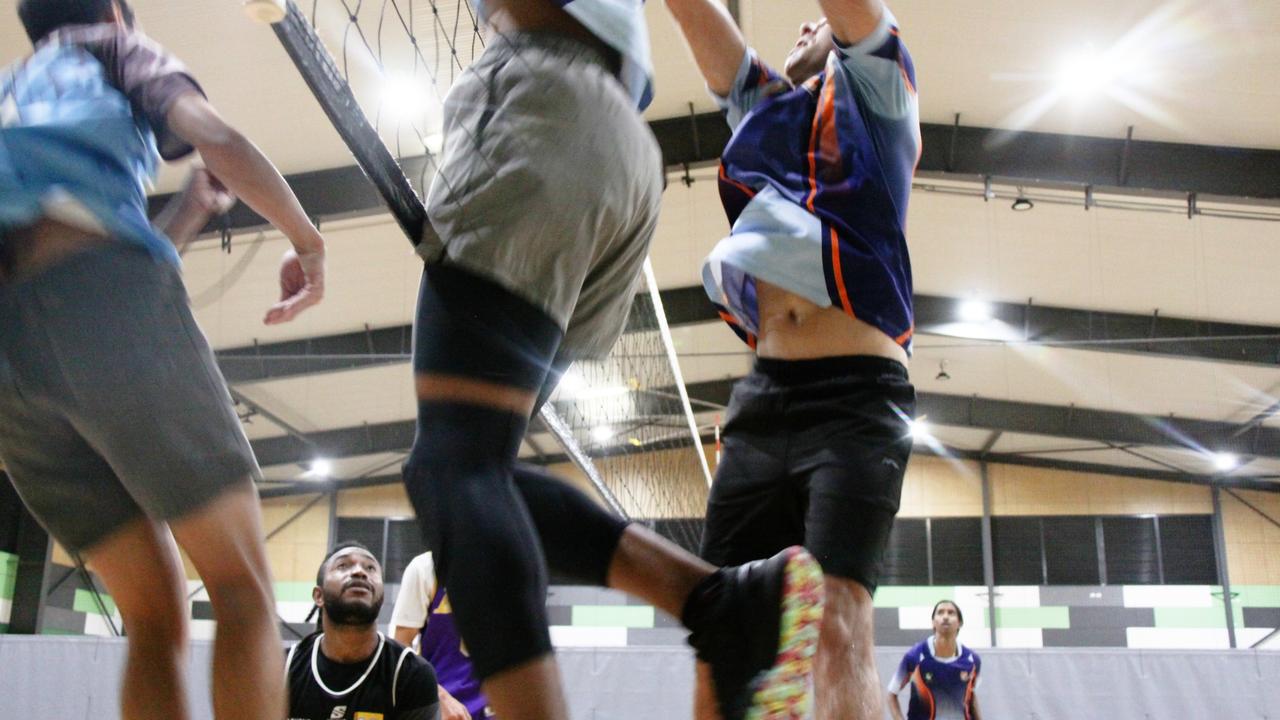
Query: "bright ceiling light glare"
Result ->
[[957, 299, 994, 323], [307, 459, 333, 479], [1055, 48, 1116, 100], [1212, 453, 1238, 472], [1054, 44, 1153, 104], [558, 368, 587, 394], [591, 426, 615, 443], [908, 419, 929, 441], [381, 75, 431, 122]]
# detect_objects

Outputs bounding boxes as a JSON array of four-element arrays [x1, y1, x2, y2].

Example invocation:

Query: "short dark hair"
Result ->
[[932, 599, 963, 625], [17, 0, 134, 43], [315, 541, 377, 587]]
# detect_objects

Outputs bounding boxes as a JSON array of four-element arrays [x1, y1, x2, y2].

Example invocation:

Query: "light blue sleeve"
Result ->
[[833, 8, 918, 120], [710, 48, 788, 130]]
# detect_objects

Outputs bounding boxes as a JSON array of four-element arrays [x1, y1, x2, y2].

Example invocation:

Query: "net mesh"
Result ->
[[275, 1, 711, 546], [294, 0, 483, 196], [541, 266, 712, 553]]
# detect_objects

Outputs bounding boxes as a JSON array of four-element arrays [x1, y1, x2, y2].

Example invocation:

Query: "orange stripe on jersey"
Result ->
[[803, 102, 822, 212], [895, 325, 914, 346], [717, 310, 741, 326], [719, 164, 757, 199], [804, 70, 838, 212], [913, 668, 936, 720], [829, 227, 854, 316], [963, 671, 978, 720]]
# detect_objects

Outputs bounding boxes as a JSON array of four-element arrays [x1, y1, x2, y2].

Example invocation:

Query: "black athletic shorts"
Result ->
[[700, 355, 915, 591]]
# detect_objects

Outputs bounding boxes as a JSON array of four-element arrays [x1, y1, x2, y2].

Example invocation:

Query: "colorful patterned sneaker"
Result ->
[[687, 546, 826, 720]]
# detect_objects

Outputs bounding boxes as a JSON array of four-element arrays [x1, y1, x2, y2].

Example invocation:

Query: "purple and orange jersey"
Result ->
[[890, 637, 981, 720], [701, 10, 920, 352]]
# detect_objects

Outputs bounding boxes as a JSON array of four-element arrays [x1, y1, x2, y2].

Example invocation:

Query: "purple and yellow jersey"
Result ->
[[420, 586, 492, 718], [390, 552, 494, 718], [470, 0, 653, 109], [701, 10, 920, 352], [890, 637, 981, 720]]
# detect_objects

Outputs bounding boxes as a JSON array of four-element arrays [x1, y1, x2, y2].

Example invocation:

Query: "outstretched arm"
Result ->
[[819, 0, 886, 46], [166, 93, 326, 324], [662, 0, 747, 96]]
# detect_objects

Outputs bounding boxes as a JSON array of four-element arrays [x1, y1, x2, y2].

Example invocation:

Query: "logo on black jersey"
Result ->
[[329, 707, 347, 720]]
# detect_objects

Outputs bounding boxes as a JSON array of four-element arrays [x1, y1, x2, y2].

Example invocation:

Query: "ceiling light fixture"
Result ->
[[306, 458, 333, 479], [958, 299, 994, 323], [936, 361, 951, 382], [1011, 190, 1034, 212], [1212, 453, 1238, 472], [591, 426, 615, 443]]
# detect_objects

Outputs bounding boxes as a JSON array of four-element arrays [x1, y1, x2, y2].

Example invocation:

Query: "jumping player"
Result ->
[[401, 1, 826, 719], [662, 0, 920, 718], [1, 1, 326, 718]]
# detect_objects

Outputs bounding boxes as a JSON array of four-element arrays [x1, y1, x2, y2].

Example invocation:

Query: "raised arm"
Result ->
[[819, 0, 886, 46], [166, 93, 326, 324], [662, 0, 747, 97]]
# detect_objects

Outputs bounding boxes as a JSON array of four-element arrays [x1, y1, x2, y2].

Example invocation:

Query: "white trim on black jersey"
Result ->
[[391, 646, 414, 708], [310, 632, 386, 696]]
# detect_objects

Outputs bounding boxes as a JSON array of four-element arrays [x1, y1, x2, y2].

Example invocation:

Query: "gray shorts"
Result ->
[[0, 243, 260, 552], [422, 31, 663, 360]]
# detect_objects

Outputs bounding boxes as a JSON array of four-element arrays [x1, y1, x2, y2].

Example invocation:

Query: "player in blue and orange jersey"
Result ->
[[889, 600, 984, 720], [662, 0, 920, 718]]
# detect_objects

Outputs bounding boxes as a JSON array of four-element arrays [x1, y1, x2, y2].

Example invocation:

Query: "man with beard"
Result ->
[[287, 542, 441, 720]]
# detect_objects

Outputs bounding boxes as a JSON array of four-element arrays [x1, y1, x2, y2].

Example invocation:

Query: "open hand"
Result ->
[[263, 247, 325, 324]]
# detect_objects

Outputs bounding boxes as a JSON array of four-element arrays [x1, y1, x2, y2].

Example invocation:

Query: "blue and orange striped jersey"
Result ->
[[890, 637, 982, 720], [471, 0, 653, 109], [701, 10, 919, 352]]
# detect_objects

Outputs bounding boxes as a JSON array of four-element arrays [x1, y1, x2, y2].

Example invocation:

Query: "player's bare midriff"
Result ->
[[754, 279, 909, 366]]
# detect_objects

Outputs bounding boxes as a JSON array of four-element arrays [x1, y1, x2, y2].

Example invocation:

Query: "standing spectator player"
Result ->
[[888, 600, 983, 720], [392, 551, 493, 720], [288, 542, 441, 720]]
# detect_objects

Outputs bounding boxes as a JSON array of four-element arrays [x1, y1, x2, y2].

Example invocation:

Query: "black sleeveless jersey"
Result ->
[[287, 632, 440, 720]]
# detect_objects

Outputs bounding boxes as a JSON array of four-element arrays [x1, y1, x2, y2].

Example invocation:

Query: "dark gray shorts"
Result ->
[[0, 243, 260, 552]]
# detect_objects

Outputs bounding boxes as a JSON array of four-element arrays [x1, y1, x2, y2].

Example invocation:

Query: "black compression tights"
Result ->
[[403, 263, 628, 680]]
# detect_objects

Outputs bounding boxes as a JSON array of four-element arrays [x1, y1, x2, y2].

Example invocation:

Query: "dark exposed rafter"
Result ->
[[254, 424, 1280, 499], [216, 286, 1280, 385], [150, 116, 1280, 236], [684, 378, 1280, 460], [247, 379, 1280, 492]]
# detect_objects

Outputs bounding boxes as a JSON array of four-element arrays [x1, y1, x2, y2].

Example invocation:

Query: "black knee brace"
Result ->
[[402, 400, 552, 680]]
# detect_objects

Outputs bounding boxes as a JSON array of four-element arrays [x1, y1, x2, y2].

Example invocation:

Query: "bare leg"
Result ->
[[480, 656, 570, 720], [607, 523, 715, 619], [814, 576, 881, 720], [694, 661, 722, 720], [83, 517, 192, 720], [169, 483, 285, 720]]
